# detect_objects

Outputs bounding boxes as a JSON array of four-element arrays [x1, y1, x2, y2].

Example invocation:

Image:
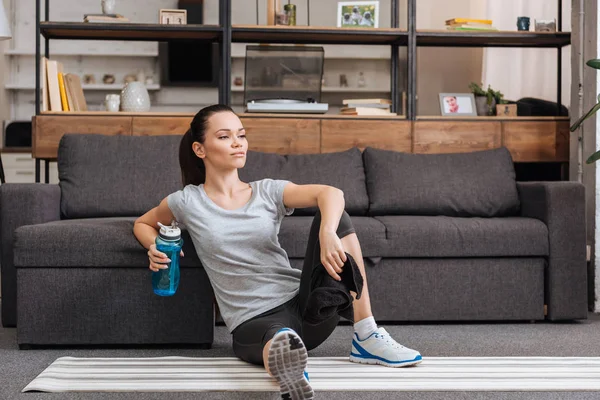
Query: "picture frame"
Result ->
[[439, 93, 477, 116], [496, 103, 518, 117], [337, 1, 379, 28], [534, 18, 557, 33], [159, 9, 187, 25]]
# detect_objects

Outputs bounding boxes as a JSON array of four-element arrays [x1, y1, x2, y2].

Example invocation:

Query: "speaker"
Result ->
[[4, 121, 32, 148], [159, 0, 218, 87], [178, 0, 203, 24]]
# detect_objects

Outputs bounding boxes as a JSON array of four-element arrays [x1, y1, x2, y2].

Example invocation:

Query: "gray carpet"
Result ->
[[3, 303, 600, 399]]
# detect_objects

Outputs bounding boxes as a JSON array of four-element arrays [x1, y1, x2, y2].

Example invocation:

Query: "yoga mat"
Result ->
[[23, 356, 600, 392]]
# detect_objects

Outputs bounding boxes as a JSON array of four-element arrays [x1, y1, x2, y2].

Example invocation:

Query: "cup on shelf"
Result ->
[[517, 16, 530, 31], [104, 94, 120, 112]]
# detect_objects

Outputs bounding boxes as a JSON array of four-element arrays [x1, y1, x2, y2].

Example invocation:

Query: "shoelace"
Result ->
[[374, 333, 406, 350]]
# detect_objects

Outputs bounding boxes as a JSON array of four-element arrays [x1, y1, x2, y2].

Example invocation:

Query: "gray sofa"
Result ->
[[0, 134, 587, 349]]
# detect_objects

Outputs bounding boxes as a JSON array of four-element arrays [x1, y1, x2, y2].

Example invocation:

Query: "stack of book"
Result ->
[[445, 18, 497, 31], [84, 13, 129, 23], [41, 57, 88, 112], [340, 99, 395, 116]]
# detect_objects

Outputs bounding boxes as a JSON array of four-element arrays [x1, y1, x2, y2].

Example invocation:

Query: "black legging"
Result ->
[[231, 210, 356, 366]]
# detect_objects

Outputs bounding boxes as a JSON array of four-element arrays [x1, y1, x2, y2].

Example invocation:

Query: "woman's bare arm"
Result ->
[[133, 197, 177, 250]]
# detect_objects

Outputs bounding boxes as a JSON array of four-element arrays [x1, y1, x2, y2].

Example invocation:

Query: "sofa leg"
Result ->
[[19, 344, 33, 350], [529, 320, 536, 324]]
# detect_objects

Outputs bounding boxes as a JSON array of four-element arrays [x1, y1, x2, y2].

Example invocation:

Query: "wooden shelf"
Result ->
[[40, 111, 195, 116], [231, 86, 390, 93], [417, 116, 570, 121], [39, 111, 406, 119], [6, 83, 161, 91], [417, 30, 571, 48], [33, 114, 569, 162], [232, 25, 407, 45], [1, 147, 32, 154], [39, 111, 569, 122], [40, 22, 222, 41], [5, 48, 159, 57]]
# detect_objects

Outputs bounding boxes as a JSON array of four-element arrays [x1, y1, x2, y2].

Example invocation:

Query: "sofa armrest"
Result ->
[[0, 183, 61, 327], [517, 181, 587, 320]]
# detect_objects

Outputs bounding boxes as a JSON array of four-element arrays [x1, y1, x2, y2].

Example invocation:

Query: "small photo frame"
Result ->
[[534, 18, 557, 32], [439, 93, 477, 116], [337, 1, 379, 28], [159, 9, 187, 25], [496, 103, 518, 117]]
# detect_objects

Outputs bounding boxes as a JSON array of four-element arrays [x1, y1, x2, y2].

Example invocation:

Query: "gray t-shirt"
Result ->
[[167, 178, 301, 333]]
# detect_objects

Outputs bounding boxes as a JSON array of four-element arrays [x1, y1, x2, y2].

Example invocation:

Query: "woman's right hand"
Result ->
[[148, 244, 184, 272]]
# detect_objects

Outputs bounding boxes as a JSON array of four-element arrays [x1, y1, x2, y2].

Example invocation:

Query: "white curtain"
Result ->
[[482, 0, 571, 107]]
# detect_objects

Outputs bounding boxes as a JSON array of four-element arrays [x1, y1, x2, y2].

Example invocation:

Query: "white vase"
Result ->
[[120, 82, 151, 112], [101, 0, 116, 14]]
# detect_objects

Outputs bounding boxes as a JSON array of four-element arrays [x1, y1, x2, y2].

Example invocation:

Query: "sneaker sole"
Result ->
[[349, 354, 423, 368], [268, 330, 314, 400]]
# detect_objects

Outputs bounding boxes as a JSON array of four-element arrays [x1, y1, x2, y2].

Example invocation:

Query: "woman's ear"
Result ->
[[192, 141, 205, 159]]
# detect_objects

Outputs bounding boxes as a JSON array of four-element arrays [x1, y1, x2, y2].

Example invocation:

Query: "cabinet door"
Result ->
[[502, 121, 569, 162], [321, 119, 411, 153], [34, 116, 131, 159], [239, 118, 320, 154], [132, 117, 192, 136], [413, 121, 502, 154]]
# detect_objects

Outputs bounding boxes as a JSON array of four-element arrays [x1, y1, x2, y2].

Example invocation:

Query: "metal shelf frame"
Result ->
[[34, 0, 568, 182]]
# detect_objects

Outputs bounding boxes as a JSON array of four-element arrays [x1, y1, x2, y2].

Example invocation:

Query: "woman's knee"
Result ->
[[314, 209, 354, 238], [337, 210, 355, 238]]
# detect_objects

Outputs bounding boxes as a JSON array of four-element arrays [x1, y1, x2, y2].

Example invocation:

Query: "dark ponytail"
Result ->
[[179, 104, 235, 187]]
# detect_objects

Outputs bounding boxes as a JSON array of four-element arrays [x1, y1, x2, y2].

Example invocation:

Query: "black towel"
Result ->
[[302, 252, 364, 325]]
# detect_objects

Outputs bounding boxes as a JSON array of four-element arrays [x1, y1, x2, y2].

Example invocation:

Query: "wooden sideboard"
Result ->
[[32, 112, 570, 163]]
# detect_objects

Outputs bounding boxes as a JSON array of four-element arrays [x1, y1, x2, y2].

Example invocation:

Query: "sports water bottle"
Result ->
[[152, 221, 183, 296]]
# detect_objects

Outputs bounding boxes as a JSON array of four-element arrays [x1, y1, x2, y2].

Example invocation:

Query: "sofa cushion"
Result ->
[[13, 217, 203, 268], [374, 216, 548, 258], [58, 134, 183, 219], [13, 216, 386, 267], [279, 216, 386, 258], [363, 147, 520, 217], [239, 148, 369, 215]]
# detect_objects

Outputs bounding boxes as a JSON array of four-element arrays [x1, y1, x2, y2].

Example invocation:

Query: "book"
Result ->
[[445, 18, 492, 25], [41, 57, 49, 112], [345, 103, 391, 109], [45, 60, 62, 112], [84, 14, 129, 23], [342, 98, 391, 105], [84, 17, 130, 23], [64, 73, 88, 112], [57, 72, 70, 111], [447, 25, 498, 31], [84, 13, 126, 18], [340, 107, 394, 116]]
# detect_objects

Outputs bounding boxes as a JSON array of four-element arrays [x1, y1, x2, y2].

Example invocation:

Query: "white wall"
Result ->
[[482, 0, 571, 106], [0, 0, 9, 124]]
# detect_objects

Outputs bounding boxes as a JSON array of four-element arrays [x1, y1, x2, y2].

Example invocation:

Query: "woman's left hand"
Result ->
[[319, 230, 347, 281]]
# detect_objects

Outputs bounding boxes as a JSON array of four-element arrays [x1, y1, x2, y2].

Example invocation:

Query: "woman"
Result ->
[[133, 104, 422, 399]]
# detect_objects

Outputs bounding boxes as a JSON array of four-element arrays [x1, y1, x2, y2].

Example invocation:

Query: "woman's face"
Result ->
[[196, 111, 247, 170], [445, 97, 457, 108]]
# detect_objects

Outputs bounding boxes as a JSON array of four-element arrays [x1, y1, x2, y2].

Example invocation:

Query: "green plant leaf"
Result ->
[[570, 101, 600, 132], [587, 59, 600, 69], [586, 150, 600, 164]]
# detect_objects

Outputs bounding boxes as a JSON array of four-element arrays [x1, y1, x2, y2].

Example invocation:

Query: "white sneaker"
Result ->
[[349, 327, 423, 367], [268, 328, 314, 399]]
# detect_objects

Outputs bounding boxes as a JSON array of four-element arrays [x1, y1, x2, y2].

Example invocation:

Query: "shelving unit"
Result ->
[[32, 0, 570, 183]]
